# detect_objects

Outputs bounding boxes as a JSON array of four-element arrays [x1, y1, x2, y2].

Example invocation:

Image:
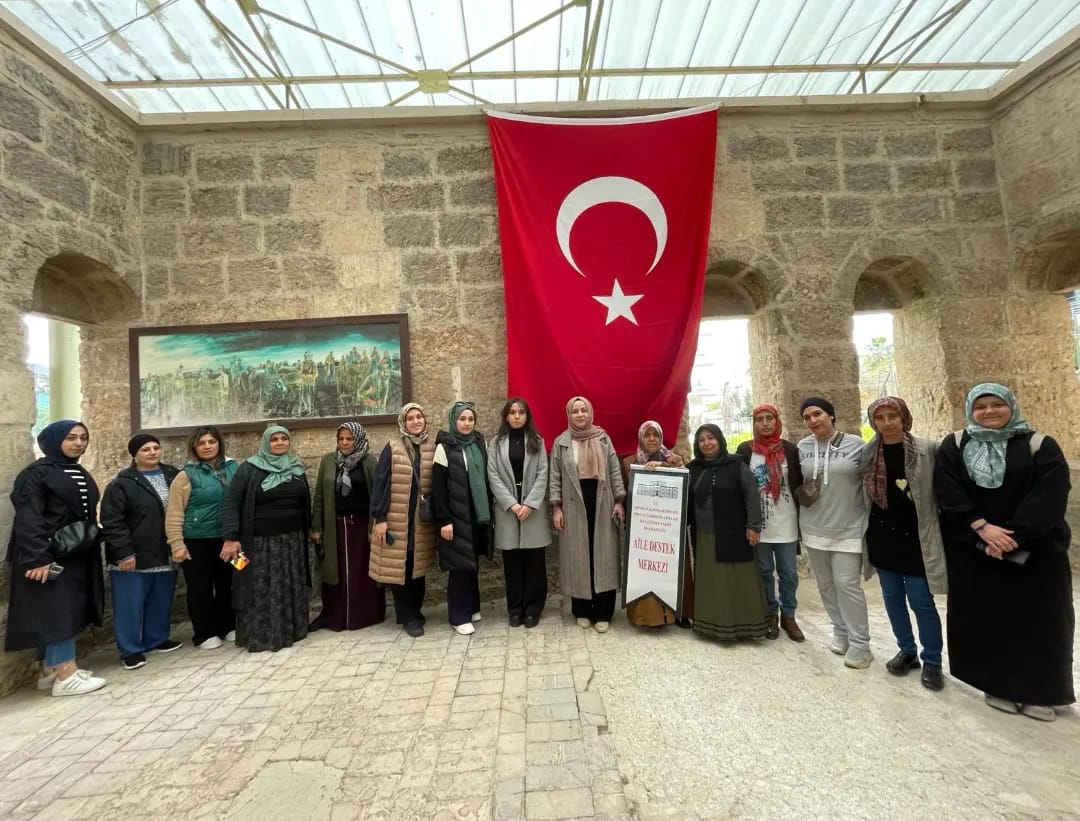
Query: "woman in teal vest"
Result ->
[[165, 426, 238, 650]]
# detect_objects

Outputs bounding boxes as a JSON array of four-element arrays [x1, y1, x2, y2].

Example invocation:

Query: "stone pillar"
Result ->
[[47, 319, 82, 421], [78, 321, 133, 479], [892, 297, 952, 440], [777, 298, 862, 436], [747, 305, 792, 412]]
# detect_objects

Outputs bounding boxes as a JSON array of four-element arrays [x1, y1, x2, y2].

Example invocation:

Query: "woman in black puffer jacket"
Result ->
[[432, 401, 492, 635], [100, 434, 183, 670]]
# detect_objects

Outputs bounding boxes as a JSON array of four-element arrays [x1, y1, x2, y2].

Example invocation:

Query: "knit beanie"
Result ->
[[799, 397, 836, 422], [127, 433, 160, 457]]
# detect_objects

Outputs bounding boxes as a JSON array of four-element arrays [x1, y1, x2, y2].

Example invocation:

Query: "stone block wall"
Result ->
[[0, 24, 140, 695], [6, 20, 1080, 695]]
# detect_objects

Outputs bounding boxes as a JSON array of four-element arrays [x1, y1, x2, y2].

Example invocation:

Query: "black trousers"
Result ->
[[503, 547, 548, 619], [570, 478, 616, 623], [390, 551, 426, 626], [447, 570, 481, 625], [182, 537, 235, 645]]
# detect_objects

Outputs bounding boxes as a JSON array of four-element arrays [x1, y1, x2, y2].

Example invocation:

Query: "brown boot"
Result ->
[[765, 614, 780, 640], [780, 615, 805, 642]]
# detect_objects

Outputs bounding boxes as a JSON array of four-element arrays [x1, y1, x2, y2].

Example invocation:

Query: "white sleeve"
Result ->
[[433, 443, 449, 468]]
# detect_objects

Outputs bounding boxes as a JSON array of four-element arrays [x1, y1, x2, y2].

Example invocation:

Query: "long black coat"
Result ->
[[432, 432, 492, 572], [5, 459, 104, 651], [934, 431, 1074, 705], [100, 465, 180, 568]]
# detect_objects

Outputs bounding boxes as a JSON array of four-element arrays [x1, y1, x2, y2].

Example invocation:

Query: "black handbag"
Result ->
[[51, 520, 101, 558]]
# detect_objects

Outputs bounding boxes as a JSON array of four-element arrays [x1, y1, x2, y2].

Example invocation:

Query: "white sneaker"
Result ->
[[52, 669, 106, 697], [470, 611, 482, 623], [224, 630, 236, 642], [198, 636, 223, 650], [453, 623, 475, 636], [844, 649, 873, 669], [594, 621, 610, 634], [829, 634, 849, 655], [575, 618, 591, 629]]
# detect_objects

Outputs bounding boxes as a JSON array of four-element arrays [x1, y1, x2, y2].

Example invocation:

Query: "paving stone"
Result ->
[[525, 787, 594, 820]]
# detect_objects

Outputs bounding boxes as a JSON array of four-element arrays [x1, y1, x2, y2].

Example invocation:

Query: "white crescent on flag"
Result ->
[[555, 176, 668, 277]]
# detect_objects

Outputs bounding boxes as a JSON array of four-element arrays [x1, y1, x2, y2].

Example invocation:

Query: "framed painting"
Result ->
[[129, 314, 411, 435]]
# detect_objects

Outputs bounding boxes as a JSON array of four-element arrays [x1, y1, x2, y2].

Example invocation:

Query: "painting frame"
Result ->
[[128, 314, 411, 436]]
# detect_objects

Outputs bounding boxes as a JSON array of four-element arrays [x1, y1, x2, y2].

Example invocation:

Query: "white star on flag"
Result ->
[[593, 278, 644, 326]]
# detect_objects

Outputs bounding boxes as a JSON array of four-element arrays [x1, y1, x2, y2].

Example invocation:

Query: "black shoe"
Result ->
[[523, 615, 539, 628], [122, 653, 147, 670], [509, 614, 523, 627], [149, 640, 182, 654], [308, 615, 323, 632], [921, 663, 945, 691], [885, 650, 920, 675], [676, 618, 693, 629], [403, 621, 425, 638]]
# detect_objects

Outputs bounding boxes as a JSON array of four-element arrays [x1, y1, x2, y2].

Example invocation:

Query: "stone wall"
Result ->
[[6, 20, 1080, 694], [0, 24, 141, 694]]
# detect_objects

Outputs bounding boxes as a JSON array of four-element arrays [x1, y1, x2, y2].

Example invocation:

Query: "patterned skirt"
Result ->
[[236, 530, 310, 653]]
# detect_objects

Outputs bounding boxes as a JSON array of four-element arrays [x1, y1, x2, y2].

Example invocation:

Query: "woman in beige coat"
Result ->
[[370, 403, 436, 638], [550, 396, 625, 633]]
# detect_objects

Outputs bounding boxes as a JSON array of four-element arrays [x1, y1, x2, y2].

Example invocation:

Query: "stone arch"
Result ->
[[697, 248, 788, 432], [24, 252, 140, 475], [838, 238, 949, 437], [1008, 218, 1080, 456], [33, 252, 139, 324]]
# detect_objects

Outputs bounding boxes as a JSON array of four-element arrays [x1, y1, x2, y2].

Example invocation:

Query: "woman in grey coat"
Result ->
[[550, 396, 625, 633], [487, 398, 550, 628]]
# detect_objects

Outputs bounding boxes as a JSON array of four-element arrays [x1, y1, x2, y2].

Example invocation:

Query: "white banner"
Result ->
[[622, 465, 689, 614]]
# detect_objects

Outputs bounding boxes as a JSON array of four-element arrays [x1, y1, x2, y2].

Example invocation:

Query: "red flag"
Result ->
[[486, 107, 718, 454]]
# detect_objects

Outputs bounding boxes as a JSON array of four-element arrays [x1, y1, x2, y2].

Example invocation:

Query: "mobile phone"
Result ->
[[47, 562, 64, 581], [230, 551, 249, 571], [385, 531, 396, 545]]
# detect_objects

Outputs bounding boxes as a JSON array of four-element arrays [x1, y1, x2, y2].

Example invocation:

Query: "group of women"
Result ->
[[5, 383, 1074, 723]]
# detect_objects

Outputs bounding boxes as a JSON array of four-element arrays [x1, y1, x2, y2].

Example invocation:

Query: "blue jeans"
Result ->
[[110, 570, 177, 658], [756, 541, 798, 618], [876, 568, 943, 665], [44, 638, 76, 667]]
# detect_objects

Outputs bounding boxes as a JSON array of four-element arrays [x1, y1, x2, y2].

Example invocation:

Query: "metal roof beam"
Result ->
[[101, 60, 1022, 89], [871, 0, 974, 93], [579, 0, 605, 100], [846, 0, 917, 94], [235, 0, 297, 108], [196, 1, 285, 110]]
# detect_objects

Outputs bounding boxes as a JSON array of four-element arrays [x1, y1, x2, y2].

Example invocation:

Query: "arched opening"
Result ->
[[852, 255, 947, 438], [690, 260, 775, 450], [1015, 227, 1080, 455], [22, 314, 83, 444], [27, 253, 139, 474]]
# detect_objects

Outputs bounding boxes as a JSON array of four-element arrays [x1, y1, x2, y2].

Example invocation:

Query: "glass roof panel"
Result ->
[[2, 0, 1079, 115]]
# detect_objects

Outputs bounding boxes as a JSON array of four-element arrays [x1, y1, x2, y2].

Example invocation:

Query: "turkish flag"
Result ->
[[486, 107, 718, 454]]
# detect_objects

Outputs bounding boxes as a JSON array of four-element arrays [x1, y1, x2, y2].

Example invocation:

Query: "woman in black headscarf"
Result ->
[[5, 421, 106, 696], [687, 424, 770, 641], [310, 421, 384, 631]]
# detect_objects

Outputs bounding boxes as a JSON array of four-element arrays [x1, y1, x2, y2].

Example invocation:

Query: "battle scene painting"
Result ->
[[129, 315, 410, 434]]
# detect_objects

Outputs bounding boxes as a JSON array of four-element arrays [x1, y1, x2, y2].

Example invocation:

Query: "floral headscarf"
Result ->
[[334, 421, 369, 496], [635, 420, 673, 465], [863, 396, 917, 509], [962, 383, 1034, 489]]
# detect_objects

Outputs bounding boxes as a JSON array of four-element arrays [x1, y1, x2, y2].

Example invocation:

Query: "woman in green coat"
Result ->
[[310, 422, 384, 631]]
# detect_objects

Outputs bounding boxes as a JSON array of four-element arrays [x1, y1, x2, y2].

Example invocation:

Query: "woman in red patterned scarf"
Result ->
[[736, 404, 804, 641]]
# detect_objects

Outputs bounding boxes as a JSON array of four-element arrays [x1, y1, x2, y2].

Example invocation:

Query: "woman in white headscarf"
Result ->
[[934, 383, 1074, 721]]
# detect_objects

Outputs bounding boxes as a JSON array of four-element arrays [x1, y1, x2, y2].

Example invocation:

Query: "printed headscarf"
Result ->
[[962, 383, 1034, 489], [446, 401, 490, 524], [750, 404, 785, 501], [247, 425, 306, 491], [397, 402, 429, 445], [863, 396, 918, 510], [635, 420, 673, 466], [333, 421, 369, 497], [37, 420, 85, 464], [565, 396, 606, 482]]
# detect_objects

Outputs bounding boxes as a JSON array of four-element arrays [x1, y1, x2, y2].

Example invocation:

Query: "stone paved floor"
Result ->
[[0, 581, 1078, 820]]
